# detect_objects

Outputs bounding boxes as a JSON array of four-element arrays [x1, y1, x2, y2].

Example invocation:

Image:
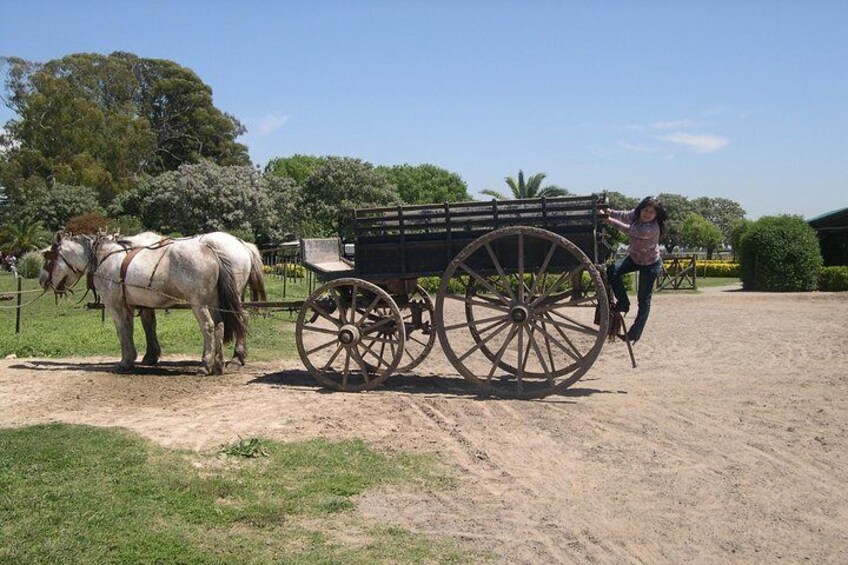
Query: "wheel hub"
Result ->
[[509, 304, 531, 324], [338, 324, 361, 346]]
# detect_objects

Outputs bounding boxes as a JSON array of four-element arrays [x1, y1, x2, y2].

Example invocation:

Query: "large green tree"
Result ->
[[481, 170, 569, 200], [375, 163, 469, 204], [0, 52, 249, 206], [681, 212, 723, 259], [110, 161, 293, 244], [265, 154, 328, 186], [301, 157, 399, 238], [657, 193, 694, 255], [691, 196, 746, 242]]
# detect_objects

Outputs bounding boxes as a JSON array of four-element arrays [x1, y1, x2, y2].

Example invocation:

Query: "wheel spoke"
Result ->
[[545, 309, 601, 336], [303, 325, 339, 336], [476, 317, 510, 338], [530, 320, 583, 362], [311, 301, 342, 328], [306, 338, 339, 356], [459, 261, 511, 305], [458, 320, 511, 363], [350, 283, 358, 324], [342, 350, 351, 388], [322, 344, 344, 370], [486, 324, 520, 384], [484, 242, 515, 302], [518, 233, 525, 302], [355, 294, 382, 328], [527, 326, 553, 384], [445, 293, 510, 313], [531, 265, 582, 307], [331, 289, 346, 325], [529, 243, 558, 298], [443, 313, 506, 332], [542, 313, 586, 362], [539, 318, 557, 373], [361, 316, 394, 334], [516, 325, 525, 394]]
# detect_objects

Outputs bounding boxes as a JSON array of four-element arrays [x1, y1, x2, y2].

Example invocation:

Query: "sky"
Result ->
[[1, 0, 846, 219]]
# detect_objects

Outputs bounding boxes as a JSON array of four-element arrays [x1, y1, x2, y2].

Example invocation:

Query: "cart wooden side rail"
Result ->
[[295, 194, 614, 399]]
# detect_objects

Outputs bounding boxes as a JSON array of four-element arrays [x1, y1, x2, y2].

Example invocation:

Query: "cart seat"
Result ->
[[301, 238, 354, 275]]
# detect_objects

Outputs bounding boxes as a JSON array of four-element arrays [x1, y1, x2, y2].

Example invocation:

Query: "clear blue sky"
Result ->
[[2, 0, 846, 219]]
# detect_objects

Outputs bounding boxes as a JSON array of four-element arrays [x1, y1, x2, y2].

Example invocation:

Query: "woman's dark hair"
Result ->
[[634, 196, 667, 235]]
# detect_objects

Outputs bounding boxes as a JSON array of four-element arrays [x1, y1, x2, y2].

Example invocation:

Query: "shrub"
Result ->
[[265, 263, 306, 278], [106, 215, 145, 236], [739, 215, 823, 291], [818, 266, 848, 292], [673, 260, 741, 278], [66, 213, 108, 235], [17, 250, 44, 279]]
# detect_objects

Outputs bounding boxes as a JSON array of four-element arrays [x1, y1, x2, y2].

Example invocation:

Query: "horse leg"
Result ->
[[192, 306, 221, 375], [108, 305, 137, 372], [227, 318, 248, 369], [139, 308, 161, 365]]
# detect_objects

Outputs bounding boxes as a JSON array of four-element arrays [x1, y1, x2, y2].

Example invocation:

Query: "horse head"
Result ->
[[39, 232, 93, 298]]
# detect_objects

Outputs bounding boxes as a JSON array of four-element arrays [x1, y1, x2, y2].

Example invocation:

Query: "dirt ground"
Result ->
[[2, 286, 847, 564]]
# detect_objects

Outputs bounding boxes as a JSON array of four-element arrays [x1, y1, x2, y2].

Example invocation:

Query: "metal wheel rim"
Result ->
[[434, 226, 609, 399], [296, 278, 405, 391]]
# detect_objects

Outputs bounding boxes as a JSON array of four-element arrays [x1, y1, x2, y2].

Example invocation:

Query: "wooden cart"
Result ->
[[295, 194, 612, 399]]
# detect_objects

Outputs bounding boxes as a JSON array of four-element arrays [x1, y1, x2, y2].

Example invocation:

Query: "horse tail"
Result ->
[[246, 243, 267, 302], [215, 252, 248, 345]]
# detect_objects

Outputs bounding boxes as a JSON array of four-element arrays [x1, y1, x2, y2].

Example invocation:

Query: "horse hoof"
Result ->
[[115, 364, 135, 374], [225, 360, 243, 371], [139, 356, 159, 366]]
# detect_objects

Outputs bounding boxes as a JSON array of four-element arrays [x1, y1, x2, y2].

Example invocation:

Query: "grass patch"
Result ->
[[0, 423, 471, 564], [0, 273, 310, 361]]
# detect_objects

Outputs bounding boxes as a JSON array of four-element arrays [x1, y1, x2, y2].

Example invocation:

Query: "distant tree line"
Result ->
[[0, 51, 746, 257]]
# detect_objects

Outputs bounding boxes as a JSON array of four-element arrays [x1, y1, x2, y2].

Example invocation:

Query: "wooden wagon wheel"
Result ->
[[361, 284, 435, 374], [397, 285, 436, 372], [434, 226, 609, 399], [296, 278, 405, 391]]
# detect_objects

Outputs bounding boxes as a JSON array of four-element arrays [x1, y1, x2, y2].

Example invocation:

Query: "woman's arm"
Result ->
[[605, 209, 635, 231]]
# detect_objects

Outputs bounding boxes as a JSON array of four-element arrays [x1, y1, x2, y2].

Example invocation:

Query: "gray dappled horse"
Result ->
[[122, 232, 265, 367], [39, 232, 247, 375]]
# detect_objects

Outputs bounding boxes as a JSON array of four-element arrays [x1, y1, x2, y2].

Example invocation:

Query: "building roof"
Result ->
[[808, 207, 848, 230]]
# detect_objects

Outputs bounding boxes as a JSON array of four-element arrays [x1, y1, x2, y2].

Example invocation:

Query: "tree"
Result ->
[[265, 155, 328, 186], [681, 212, 723, 259], [376, 163, 469, 204], [481, 170, 569, 200], [0, 53, 250, 206], [691, 196, 746, 242], [110, 161, 288, 244], [656, 193, 693, 255], [727, 218, 752, 260], [0, 216, 50, 255], [302, 157, 399, 238]]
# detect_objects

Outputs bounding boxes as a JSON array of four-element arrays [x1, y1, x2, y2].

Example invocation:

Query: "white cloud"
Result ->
[[650, 119, 698, 130], [658, 132, 729, 153], [617, 140, 663, 153], [247, 113, 289, 137]]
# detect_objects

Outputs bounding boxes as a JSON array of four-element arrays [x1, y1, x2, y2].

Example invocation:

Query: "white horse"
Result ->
[[39, 232, 247, 375], [120, 232, 265, 367]]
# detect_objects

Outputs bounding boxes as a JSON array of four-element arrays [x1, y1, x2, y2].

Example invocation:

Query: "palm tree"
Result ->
[[0, 216, 51, 255], [481, 170, 570, 200]]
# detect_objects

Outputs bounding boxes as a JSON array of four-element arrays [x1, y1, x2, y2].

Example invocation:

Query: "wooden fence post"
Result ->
[[15, 273, 22, 334]]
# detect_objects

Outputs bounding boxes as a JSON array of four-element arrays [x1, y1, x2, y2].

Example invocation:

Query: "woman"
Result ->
[[604, 196, 667, 343]]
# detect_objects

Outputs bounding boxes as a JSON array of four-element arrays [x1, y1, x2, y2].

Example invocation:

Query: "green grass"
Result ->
[[694, 276, 740, 288], [0, 273, 311, 361], [0, 423, 473, 564]]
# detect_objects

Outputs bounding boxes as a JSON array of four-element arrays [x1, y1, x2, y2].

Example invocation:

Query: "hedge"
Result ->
[[739, 215, 823, 291], [818, 266, 848, 292]]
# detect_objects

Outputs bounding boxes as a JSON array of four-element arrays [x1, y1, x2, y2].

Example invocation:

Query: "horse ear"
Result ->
[[53, 231, 63, 245]]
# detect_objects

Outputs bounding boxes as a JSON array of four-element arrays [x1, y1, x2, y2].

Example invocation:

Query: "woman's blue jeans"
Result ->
[[606, 256, 663, 340]]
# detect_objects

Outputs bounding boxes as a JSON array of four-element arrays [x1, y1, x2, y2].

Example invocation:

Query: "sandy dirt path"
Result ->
[[2, 288, 846, 563]]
